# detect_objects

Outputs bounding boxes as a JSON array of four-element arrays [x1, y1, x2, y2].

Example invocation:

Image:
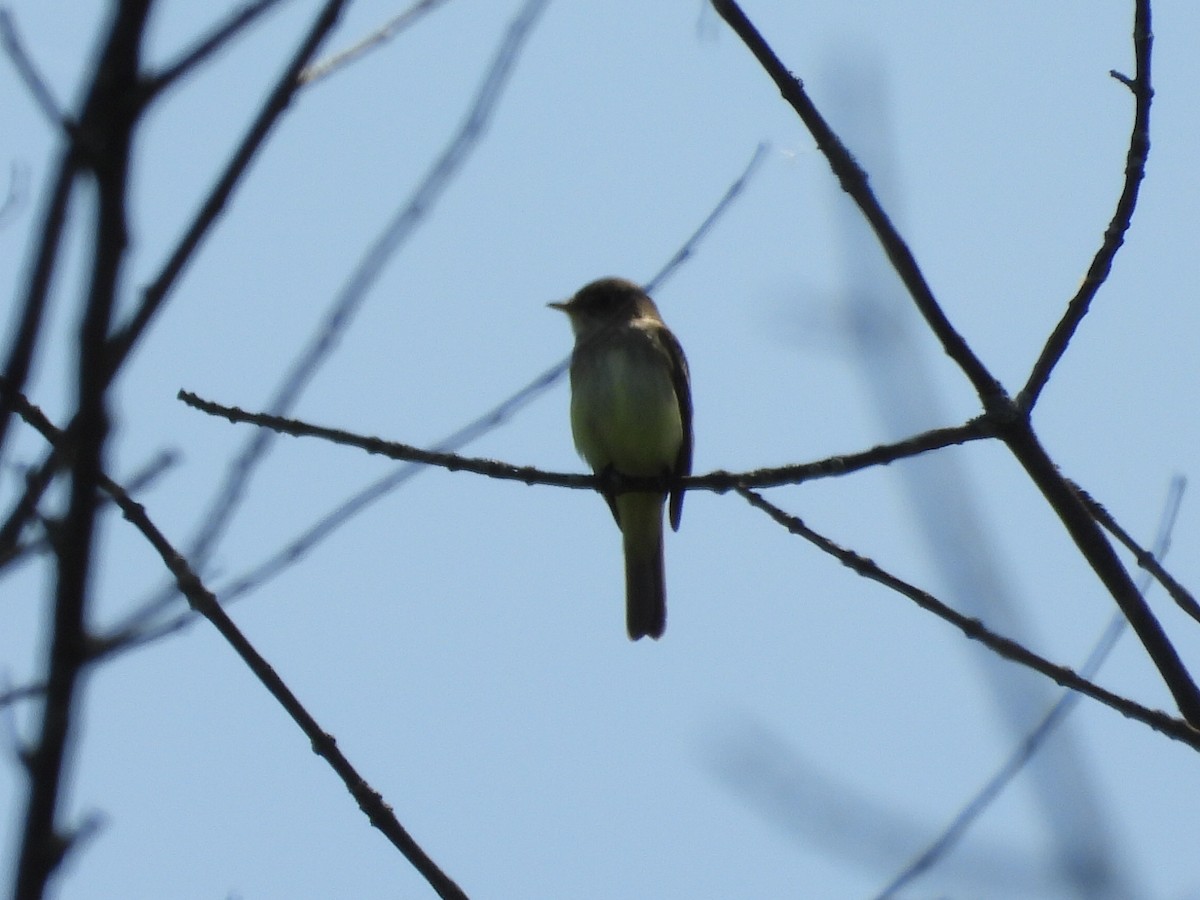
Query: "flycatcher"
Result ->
[[550, 277, 693, 640]]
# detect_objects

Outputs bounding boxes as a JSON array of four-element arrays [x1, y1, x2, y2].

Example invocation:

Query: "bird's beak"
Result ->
[[547, 299, 570, 312]]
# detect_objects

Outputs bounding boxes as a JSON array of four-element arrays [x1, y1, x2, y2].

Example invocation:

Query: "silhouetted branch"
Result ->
[[180, 389, 590, 486], [110, 476, 468, 899], [737, 486, 1200, 750], [701, 421, 987, 490], [1019, 0, 1153, 410], [1077, 478, 1199, 624], [179, 389, 990, 495], [1001, 424, 1200, 723], [0, 439, 178, 574]]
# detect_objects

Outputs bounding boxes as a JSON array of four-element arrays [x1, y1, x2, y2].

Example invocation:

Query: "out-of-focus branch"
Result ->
[[0, 439, 178, 574], [0, 431, 63, 569], [0, 151, 77, 465], [0, 161, 30, 227], [0, 10, 72, 132], [644, 142, 769, 294], [143, 0, 292, 98], [14, 2, 151, 894]]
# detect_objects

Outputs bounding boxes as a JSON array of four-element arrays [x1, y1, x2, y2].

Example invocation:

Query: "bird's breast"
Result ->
[[569, 330, 683, 476]]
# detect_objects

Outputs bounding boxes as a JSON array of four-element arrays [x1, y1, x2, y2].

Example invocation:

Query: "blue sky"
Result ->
[[3, 1, 1200, 897]]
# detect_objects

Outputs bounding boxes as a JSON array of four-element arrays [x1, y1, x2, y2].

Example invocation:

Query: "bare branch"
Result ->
[[179, 388, 591, 488], [0, 154, 77, 464], [737, 486, 1200, 750], [1001, 423, 1200, 723], [1019, 0, 1153, 410], [711, 0, 1200, 726], [1077, 478, 1199, 624], [701, 421, 988, 490], [179, 389, 989, 495]]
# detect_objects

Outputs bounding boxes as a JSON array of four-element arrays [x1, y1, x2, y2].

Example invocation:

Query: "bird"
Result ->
[[549, 277, 693, 640]]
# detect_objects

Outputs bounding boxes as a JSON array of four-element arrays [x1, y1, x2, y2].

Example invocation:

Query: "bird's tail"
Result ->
[[619, 493, 667, 640]]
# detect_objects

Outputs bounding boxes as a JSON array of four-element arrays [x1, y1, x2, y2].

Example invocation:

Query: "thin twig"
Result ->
[[178, 389, 591, 488], [143, 0, 292, 99], [643, 142, 770, 294], [1019, 0, 1153, 410], [737, 487, 1200, 750], [1077, 478, 1199, 624], [874, 475, 1185, 898], [300, 0, 453, 85], [697, 420, 987, 491]]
